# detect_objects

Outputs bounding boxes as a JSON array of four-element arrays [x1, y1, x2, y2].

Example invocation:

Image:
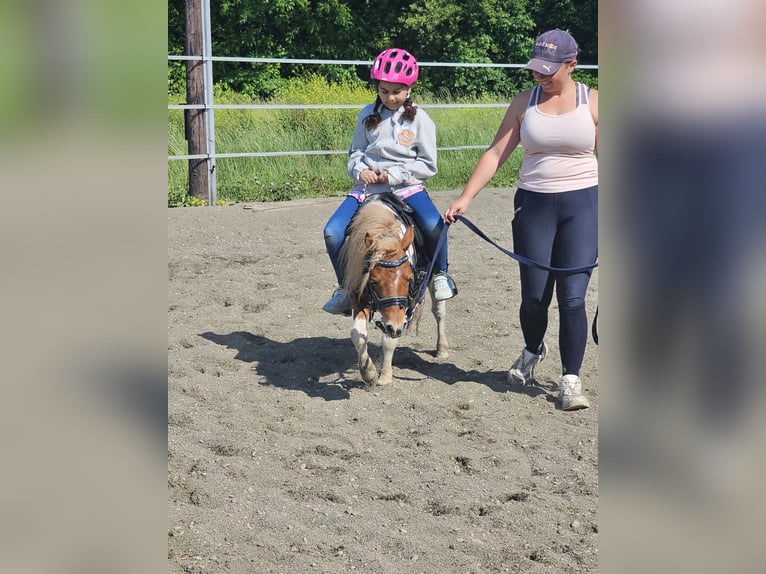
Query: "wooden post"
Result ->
[[184, 0, 208, 203]]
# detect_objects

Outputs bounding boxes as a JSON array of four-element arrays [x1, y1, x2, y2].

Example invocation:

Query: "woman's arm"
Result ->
[[444, 91, 528, 222], [589, 88, 598, 157]]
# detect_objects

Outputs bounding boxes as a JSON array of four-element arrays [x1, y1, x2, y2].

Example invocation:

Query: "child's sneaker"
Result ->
[[322, 288, 351, 315], [432, 272, 458, 301]]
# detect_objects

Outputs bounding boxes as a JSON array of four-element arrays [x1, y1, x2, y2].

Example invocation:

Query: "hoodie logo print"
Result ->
[[397, 129, 415, 147]]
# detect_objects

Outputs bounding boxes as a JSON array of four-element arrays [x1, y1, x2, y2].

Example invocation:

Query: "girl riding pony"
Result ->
[[322, 48, 457, 314]]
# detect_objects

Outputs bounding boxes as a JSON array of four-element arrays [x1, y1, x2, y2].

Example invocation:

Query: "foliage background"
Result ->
[[168, 0, 597, 99], [167, 0, 598, 204]]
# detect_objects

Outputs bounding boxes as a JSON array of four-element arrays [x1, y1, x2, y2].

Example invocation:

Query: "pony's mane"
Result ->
[[340, 201, 404, 295]]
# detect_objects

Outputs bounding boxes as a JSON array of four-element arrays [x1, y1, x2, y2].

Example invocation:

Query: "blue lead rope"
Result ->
[[454, 215, 598, 273], [407, 216, 599, 342], [453, 214, 599, 344], [406, 222, 448, 320], [409, 213, 598, 315]]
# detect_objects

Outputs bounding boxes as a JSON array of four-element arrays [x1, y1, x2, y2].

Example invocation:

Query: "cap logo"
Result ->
[[542, 64, 552, 72], [534, 40, 561, 61]]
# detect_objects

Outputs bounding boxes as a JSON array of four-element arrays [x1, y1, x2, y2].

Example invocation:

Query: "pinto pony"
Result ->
[[339, 195, 448, 386]]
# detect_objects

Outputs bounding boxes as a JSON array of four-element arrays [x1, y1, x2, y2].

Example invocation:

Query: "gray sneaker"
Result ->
[[507, 342, 548, 385], [322, 288, 351, 315], [432, 272, 457, 301], [559, 374, 591, 411]]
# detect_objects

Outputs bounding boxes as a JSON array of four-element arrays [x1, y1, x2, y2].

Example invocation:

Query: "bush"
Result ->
[[168, 76, 572, 204]]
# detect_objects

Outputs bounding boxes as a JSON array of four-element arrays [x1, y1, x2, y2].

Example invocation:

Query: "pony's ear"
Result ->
[[401, 225, 415, 251], [364, 232, 375, 249]]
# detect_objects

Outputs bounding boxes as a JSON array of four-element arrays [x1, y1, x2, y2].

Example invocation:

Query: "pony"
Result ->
[[339, 194, 448, 386]]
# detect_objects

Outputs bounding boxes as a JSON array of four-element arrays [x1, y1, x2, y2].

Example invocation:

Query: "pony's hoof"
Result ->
[[360, 363, 378, 385], [361, 372, 378, 387], [436, 349, 449, 360]]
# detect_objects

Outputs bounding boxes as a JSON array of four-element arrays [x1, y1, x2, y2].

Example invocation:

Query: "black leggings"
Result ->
[[512, 186, 598, 376]]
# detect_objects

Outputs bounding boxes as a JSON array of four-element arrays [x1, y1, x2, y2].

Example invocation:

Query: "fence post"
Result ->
[[201, 0, 217, 204], [184, 0, 208, 203]]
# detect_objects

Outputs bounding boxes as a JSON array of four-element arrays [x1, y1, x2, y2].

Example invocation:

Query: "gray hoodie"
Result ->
[[347, 102, 437, 195]]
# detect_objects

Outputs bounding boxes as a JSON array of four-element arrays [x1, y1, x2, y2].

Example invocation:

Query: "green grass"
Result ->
[[168, 75, 524, 206]]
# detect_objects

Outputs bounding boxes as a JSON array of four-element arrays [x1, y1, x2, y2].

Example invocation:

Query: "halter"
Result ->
[[352, 192, 434, 334], [363, 253, 415, 332], [361, 218, 445, 334]]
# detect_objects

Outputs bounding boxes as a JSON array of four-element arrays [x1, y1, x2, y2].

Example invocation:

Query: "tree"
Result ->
[[528, 0, 598, 65], [397, 0, 536, 97], [167, 0, 596, 98]]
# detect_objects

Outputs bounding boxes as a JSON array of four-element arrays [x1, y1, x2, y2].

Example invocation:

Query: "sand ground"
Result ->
[[168, 187, 598, 573]]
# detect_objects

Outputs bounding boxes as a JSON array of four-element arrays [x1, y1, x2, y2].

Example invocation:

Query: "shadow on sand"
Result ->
[[201, 330, 558, 405]]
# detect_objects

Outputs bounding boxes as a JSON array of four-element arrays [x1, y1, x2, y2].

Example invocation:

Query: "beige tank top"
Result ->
[[518, 82, 598, 193]]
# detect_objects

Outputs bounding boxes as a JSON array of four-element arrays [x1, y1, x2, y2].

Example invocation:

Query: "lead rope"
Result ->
[[592, 307, 598, 345], [454, 215, 598, 273], [452, 215, 599, 344], [405, 222, 448, 322]]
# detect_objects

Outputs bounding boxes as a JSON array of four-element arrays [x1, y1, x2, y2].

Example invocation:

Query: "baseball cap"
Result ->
[[524, 29, 578, 75]]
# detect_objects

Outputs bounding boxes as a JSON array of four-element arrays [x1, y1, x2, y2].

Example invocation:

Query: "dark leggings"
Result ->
[[511, 186, 598, 376]]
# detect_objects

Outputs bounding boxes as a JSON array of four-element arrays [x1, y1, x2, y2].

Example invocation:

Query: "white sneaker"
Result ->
[[508, 342, 548, 385], [432, 272, 457, 301], [322, 288, 351, 315], [559, 374, 591, 411]]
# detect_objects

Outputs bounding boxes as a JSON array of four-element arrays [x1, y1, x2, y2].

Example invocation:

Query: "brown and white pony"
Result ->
[[339, 196, 448, 386]]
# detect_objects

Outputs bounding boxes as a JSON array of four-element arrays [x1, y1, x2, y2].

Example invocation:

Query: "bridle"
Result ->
[[354, 194, 447, 334], [363, 218, 450, 334], [363, 253, 416, 333]]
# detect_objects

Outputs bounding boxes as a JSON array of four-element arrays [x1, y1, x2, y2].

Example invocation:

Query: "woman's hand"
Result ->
[[444, 197, 471, 224]]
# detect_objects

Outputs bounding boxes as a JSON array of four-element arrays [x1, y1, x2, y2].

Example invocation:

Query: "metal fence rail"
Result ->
[[168, 54, 598, 69], [168, 53, 597, 203]]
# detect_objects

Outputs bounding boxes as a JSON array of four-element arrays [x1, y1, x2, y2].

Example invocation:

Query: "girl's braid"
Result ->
[[363, 97, 383, 130], [401, 97, 418, 122], [364, 95, 419, 130]]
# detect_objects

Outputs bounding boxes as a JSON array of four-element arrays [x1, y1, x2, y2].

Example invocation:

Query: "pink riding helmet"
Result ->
[[371, 48, 419, 86]]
